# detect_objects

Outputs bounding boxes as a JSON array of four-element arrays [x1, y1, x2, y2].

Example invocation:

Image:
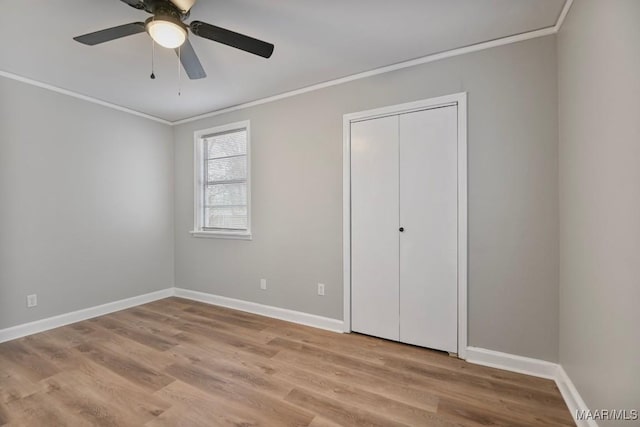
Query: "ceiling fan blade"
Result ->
[[170, 0, 197, 13], [190, 21, 274, 58], [120, 0, 145, 10], [74, 22, 146, 46], [175, 39, 206, 79]]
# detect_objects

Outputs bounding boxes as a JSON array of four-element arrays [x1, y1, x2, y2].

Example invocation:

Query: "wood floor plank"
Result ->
[[382, 354, 566, 405], [74, 342, 175, 392], [144, 408, 210, 427], [0, 368, 43, 404], [183, 304, 270, 332], [43, 377, 146, 427], [43, 367, 168, 426], [172, 311, 271, 343], [41, 322, 100, 348], [0, 401, 9, 426], [268, 336, 570, 415], [0, 340, 60, 383], [273, 347, 574, 426], [272, 348, 448, 412], [308, 416, 345, 427], [383, 350, 560, 393], [139, 301, 278, 345], [0, 298, 575, 426], [164, 362, 314, 426], [172, 333, 279, 375], [88, 316, 178, 352], [267, 323, 559, 394], [93, 332, 182, 370], [436, 397, 574, 427], [4, 389, 92, 427], [108, 310, 185, 340], [174, 323, 278, 358], [284, 387, 407, 427], [173, 340, 289, 396], [152, 380, 283, 427], [274, 364, 441, 425]]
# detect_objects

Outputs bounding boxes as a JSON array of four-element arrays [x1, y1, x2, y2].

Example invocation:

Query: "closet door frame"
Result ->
[[342, 92, 468, 359]]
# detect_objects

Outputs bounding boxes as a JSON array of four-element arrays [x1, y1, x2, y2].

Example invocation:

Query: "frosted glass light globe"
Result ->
[[147, 19, 186, 49]]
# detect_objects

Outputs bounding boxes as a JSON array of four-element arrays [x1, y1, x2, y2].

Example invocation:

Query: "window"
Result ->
[[191, 121, 251, 239]]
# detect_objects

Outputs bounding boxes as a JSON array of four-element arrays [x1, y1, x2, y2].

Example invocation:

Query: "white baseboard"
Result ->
[[0, 288, 174, 343], [556, 366, 598, 427], [0, 286, 595, 427], [0, 286, 345, 342], [466, 346, 596, 426], [465, 346, 559, 379], [173, 287, 345, 333]]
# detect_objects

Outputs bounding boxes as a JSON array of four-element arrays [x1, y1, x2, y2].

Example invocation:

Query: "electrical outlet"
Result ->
[[260, 278, 267, 290], [27, 294, 37, 308], [317, 283, 325, 296]]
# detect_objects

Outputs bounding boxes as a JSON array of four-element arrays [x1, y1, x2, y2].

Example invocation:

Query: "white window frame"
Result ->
[[190, 120, 252, 240]]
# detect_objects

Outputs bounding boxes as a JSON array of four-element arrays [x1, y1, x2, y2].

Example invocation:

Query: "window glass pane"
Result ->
[[199, 126, 249, 232], [207, 156, 246, 182], [205, 183, 247, 206], [206, 130, 246, 159], [205, 206, 247, 229]]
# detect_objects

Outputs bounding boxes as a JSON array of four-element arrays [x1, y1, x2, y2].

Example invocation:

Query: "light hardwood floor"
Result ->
[[0, 297, 574, 426]]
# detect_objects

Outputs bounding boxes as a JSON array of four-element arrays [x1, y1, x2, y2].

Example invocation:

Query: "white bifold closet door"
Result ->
[[350, 115, 400, 341], [399, 106, 457, 352], [351, 105, 458, 353]]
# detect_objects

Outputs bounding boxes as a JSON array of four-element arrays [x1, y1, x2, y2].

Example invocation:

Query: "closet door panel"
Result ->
[[350, 116, 400, 341], [399, 106, 458, 352]]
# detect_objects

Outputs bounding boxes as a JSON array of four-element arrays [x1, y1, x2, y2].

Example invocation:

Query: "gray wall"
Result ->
[[0, 77, 174, 329], [174, 36, 560, 361], [558, 0, 640, 422]]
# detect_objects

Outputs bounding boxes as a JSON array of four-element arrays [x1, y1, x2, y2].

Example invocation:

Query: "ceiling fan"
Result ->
[[73, 0, 275, 80]]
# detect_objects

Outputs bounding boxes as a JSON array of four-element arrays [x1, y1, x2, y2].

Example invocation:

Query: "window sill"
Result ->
[[190, 230, 252, 240]]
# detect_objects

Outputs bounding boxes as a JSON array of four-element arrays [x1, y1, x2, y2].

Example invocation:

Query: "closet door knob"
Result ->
[[399, 227, 405, 232]]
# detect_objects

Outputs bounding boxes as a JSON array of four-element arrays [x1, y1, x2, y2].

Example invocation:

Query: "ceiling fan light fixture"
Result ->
[[146, 16, 187, 49]]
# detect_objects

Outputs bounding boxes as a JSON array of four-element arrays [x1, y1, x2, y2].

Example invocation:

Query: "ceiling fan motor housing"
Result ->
[[145, 14, 187, 32], [128, 0, 191, 20]]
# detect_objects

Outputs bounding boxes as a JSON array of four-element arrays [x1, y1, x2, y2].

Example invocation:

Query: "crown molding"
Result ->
[[1, 0, 572, 127], [555, 0, 574, 32], [0, 70, 171, 125], [172, 25, 557, 125]]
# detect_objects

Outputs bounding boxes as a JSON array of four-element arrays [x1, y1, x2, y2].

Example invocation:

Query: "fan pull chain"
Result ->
[[177, 45, 182, 96], [150, 39, 156, 80], [150, 15, 156, 80]]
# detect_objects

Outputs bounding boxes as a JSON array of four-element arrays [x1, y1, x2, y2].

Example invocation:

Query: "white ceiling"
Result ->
[[0, 0, 566, 122]]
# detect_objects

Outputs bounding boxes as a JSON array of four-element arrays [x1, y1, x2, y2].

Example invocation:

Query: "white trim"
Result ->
[[174, 288, 344, 333], [466, 346, 559, 380], [0, 288, 174, 343], [342, 93, 468, 358], [555, 0, 574, 32], [556, 366, 599, 427], [342, 113, 352, 333], [192, 120, 252, 239], [344, 97, 460, 123], [456, 94, 468, 360], [0, 70, 171, 126], [189, 230, 252, 240]]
